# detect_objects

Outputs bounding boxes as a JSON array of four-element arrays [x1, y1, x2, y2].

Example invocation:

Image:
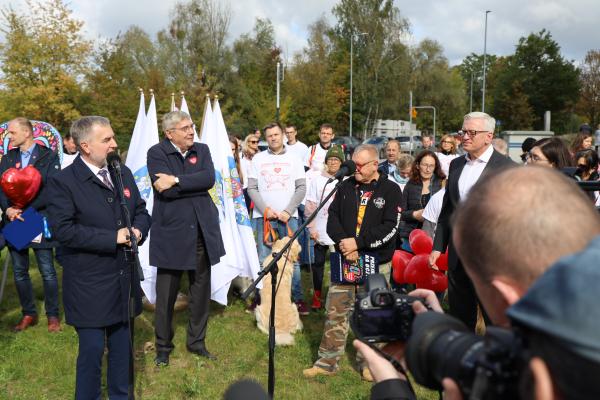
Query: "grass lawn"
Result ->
[[0, 250, 437, 399]]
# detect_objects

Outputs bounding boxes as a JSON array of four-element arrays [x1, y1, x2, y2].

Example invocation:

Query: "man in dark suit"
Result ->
[[147, 111, 225, 366], [0, 117, 61, 332], [47, 116, 151, 399], [429, 112, 514, 331]]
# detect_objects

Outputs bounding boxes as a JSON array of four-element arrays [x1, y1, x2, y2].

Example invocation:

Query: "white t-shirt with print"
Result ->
[[423, 188, 445, 224], [305, 173, 336, 245], [286, 141, 309, 163], [248, 150, 305, 218], [304, 144, 330, 173]]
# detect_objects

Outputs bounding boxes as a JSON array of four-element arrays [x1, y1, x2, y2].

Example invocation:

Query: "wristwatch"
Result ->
[[174, 176, 180, 185]]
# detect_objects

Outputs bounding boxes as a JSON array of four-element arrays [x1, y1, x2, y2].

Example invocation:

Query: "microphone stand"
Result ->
[[109, 160, 144, 400], [242, 175, 347, 398]]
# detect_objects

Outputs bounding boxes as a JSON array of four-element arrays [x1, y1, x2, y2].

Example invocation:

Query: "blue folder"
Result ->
[[2, 207, 44, 250]]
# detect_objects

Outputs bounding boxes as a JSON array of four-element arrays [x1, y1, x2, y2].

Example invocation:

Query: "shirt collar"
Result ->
[[80, 156, 106, 177], [21, 142, 36, 156], [267, 146, 287, 155], [465, 144, 494, 163], [170, 140, 188, 157]]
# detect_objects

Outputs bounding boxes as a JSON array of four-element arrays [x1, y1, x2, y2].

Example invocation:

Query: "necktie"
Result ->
[[98, 169, 114, 191]]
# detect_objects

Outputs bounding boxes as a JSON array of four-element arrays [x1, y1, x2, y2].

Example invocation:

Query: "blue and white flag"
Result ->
[[126, 92, 159, 303], [200, 97, 260, 305], [180, 94, 200, 143]]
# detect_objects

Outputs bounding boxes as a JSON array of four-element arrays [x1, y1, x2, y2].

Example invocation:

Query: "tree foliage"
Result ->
[[576, 50, 600, 129]]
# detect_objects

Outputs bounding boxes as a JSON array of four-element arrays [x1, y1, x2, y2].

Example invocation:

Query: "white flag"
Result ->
[[180, 95, 200, 143], [200, 97, 261, 305], [126, 92, 160, 303]]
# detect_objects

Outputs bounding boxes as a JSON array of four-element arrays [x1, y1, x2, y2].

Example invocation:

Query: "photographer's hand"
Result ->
[[409, 288, 444, 313], [442, 378, 463, 400], [353, 340, 407, 383]]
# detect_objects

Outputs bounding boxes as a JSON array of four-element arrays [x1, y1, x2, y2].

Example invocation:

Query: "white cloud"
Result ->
[[0, 0, 597, 65]]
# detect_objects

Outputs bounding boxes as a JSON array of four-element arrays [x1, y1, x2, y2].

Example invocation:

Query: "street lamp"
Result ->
[[350, 32, 368, 138], [482, 10, 491, 112]]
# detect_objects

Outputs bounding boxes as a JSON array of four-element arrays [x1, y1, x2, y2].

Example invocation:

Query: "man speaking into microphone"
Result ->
[[303, 144, 402, 380], [47, 116, 151, 399]]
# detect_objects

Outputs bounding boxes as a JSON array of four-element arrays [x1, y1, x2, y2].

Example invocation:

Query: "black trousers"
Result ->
[[448, 259, 490, 331], [155, 230, 211, 353], [311, 243, 328, 292]]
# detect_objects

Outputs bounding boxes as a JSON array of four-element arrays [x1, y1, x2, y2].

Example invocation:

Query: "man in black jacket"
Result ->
[[0, 117, 61, 332], [148, 111, 225, 366], [303, 144, 402, 380], [429, 112, 513, 330]]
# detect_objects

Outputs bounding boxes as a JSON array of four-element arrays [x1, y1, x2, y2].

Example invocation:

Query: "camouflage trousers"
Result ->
[[313, 262, 391, 372]]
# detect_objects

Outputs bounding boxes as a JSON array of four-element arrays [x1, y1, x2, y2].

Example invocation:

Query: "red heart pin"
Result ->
[[124, 188, 131, 199], [274, 167, 282, 173], [0, 166, 42, 209], [189, 156, 197, 165]]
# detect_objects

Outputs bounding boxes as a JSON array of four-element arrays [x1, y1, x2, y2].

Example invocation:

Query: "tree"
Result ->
[[331, 0, 411, 137], [410, 40, 466, 133], [576, 50, 600, 129], [0, 0, 92, 132], [491, 30, 579, 132]]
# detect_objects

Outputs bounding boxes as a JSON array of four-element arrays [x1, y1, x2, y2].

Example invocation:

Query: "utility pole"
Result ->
[[276, 61, 281, 121], [349, 32, 368, 138], [469, 71, 474, 112], [409, 91, 413, 154], [482, 10, 491, 112]]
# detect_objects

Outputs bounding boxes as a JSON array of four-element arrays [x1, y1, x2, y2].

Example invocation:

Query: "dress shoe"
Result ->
[[47, 317, 61, 333], [155, 351, 170, 366], [187, 346, 217, 360], [302, 366, 336, 378], [14, 315, 38, 332]]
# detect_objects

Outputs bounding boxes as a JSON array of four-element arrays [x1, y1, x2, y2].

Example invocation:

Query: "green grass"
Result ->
[[0, 250, 437, 399]]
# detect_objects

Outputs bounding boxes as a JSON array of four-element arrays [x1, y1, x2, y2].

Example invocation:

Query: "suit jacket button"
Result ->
[[108, 197, 113, 203], [117, 220, 122, 226], [190, 225, 195, 229]]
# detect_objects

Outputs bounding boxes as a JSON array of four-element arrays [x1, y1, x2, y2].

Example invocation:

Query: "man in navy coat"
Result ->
[[148, 110, 225, 366], [0, 117, 61, 332], [47, 116, 151, 399]]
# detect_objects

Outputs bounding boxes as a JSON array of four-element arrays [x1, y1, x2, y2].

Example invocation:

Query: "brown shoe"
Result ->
[[14, 315, 38, 332], [302, 366, 336, 378], [48, 317, 61, 333]]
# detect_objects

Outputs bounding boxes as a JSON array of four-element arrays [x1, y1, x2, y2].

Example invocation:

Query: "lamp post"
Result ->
[[482, 10, 491, 112], [350, 32, 368, 138]]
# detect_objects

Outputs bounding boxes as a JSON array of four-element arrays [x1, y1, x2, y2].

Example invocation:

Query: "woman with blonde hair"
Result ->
[[435, 133, 459, 176]]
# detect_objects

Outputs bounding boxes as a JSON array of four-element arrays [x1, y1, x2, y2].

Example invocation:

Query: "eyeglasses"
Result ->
[[458, 130, 488, 138], [441, 140, 454, 144], [418, 163, 436, 170], [249, 140, 259, 144], [355, 159, 376, 171], [171, 124, 195, 133], [577, 164, 589, 169], [527, 153, 548, 163]]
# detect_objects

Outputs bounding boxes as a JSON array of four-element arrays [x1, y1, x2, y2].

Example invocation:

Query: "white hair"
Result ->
[[464, 112, 496, 132]]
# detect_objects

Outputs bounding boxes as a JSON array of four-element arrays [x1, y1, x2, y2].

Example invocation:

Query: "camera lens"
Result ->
[[406, 312, 481, 390]]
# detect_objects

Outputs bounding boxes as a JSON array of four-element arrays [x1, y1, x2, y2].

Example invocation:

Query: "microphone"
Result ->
[[327, 160, 356, 183], [107, 151, 121, 173]]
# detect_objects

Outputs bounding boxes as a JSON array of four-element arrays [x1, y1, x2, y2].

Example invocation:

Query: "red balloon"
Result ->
[[409, 229, 433, 255], [404, 254, 429, 284], [417, 270, 448, 292], [436, 252, 449, 271], [1, 166, 42, 209]]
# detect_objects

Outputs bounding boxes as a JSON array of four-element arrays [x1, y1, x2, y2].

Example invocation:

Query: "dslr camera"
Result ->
[[350, 273, 423, 343], [406, 311, 526, 399]]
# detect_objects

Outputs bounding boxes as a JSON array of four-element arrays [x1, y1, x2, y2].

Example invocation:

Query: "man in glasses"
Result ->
[[148, 111, 225, 366], [429, 111, 514, 331], [303, 144, 402, 381]]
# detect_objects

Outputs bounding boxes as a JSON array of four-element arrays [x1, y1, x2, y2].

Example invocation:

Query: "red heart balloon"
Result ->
[[404, 254, 429, 284], [436, 251, 449, 271], [417, 270, 448, 292], [1, 166, 42, 209], [392, 250, 413, 284], [409, 229, 433, 255]]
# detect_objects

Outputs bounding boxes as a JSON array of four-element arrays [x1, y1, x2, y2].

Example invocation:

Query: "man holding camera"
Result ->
[[355, 166, 600, 399], [303, 144, 402, 380]]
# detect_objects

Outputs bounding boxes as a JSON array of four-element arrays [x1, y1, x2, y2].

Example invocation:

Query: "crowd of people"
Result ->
[[2, 110, 600, 399]]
